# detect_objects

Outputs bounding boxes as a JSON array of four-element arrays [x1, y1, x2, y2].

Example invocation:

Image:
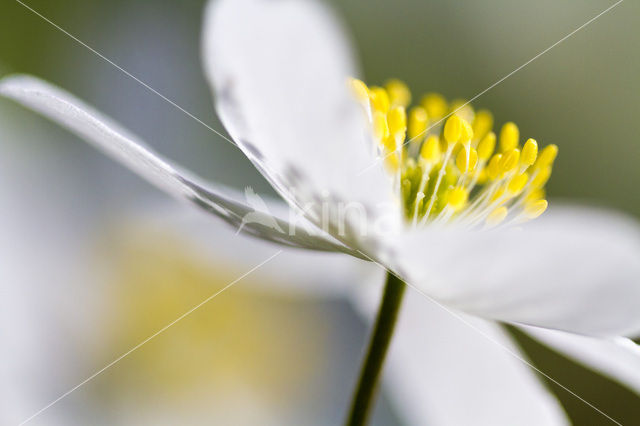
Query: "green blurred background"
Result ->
[[1, 0, 639, 424]]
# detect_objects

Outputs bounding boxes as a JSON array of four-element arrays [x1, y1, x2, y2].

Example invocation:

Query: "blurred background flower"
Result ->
[[1, 0, 639, 425]]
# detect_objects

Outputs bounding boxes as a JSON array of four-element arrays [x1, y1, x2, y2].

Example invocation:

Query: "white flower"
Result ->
[[1, 0, 640, 422], [146, 206, 640, 425]]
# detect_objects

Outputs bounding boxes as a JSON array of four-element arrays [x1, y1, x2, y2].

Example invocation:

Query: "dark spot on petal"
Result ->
[[242, 141, 264, 160]]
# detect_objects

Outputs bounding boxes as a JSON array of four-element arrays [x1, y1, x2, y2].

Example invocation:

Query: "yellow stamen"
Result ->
[[420, 135, 441, 163], [521, 138, 538, 167], [408, 106, 428, 140], [531, 167, 551, 188], [372, 111, 389, 141], [350, 78, 557, 228], [447, 186, 468, 211], [526, 188, 545, 202], [369, 87, 390, 113], [477, 132, 496, 161], [487, 154, 503, 180], [385, 79, 411, 108], [507, 173, 529, 195], [473, 110, 494, 140], [456, 147, 478, 173], [450, 99, 474, 123], [421, 93, 448, 120], [499, 122, 519, 152], [486, 206, 508, 226], [524, 199, 548, 219], [443, 115, 463, 146], [382, 135, 397, 152], [491, 188, 506, 203], [460, 119, 474, 144], [388, 106, 407, 140], [499, 149, 520, 175], [384, 153, 400, 174], [348, 78, 370, 104], [536, 144, 558, 168]]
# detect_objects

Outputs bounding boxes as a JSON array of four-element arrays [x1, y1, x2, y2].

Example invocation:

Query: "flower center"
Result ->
[[350, 78, 557, 229]]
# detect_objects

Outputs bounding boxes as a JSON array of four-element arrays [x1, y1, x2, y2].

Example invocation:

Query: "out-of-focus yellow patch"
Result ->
[[94, 229, 329, 409]]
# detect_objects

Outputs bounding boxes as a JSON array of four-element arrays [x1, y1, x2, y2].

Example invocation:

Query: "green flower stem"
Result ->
[[346, 271, 406, 426]]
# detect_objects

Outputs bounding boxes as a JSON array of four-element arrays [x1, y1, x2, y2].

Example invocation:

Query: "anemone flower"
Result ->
[[1, 0, 640, 424], [134, 205, 640, 426]]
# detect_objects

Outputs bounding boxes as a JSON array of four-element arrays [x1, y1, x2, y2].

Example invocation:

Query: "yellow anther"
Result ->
[[524, 199, 548, 219], [521, 138, 538, 167], [456, 147, 478, 173], [536, 144, 558, 168], [443, 115, 463, 145], [447, 186, 468, 211], [408, 106, 428, 139], [499, 148, 520, 174], [468, 147, 478, 171], [477, 132, 496, 161], [385, 79, 411, 107], [420, 135, 441, 163], [420, 135, 440, 164], [450, 140, 462, 156], [476, 168, 489, 184], [438, 137, 449, 153], [382, 135, 397, 152], [490, 187, 505, 203], [486, 206, 508, 226], [507, 172, 529, 194], [450, 99, 474, 123], [526, 188, 545, 202], [531, 167, 551, 188], [460, 118, 474, 143], [421, 93, 448, 120], [372, 111, 389, 140], [388, 106, 407, 138], [487, 154, 503, 180], [472, 110, 494, 139], [384, 153, 400, 174], [349, 78, 369, 103], [369, 86, 390, 113], [499, 122, 519, 152]]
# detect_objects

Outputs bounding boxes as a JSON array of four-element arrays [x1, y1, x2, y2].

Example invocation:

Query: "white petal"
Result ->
[[351, 287, 568, 426], [0, 74, 360, 254], [202, 0, 401, 247], [390, 205, 640, 336], [126, 202, 374, 298], [523, 326, 640, 396]]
